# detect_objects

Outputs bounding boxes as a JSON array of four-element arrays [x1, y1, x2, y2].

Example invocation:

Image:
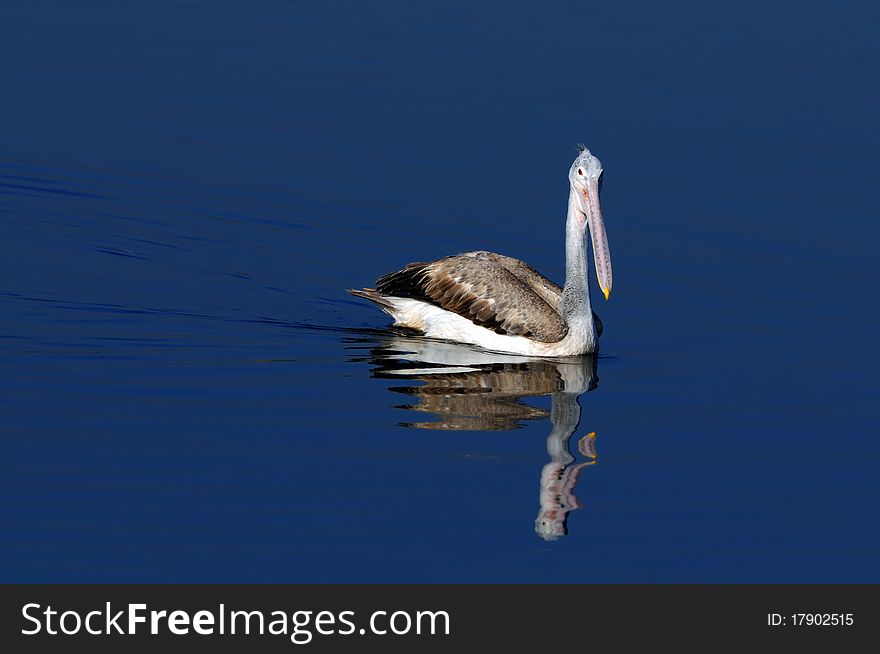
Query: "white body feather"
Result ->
[[381, 297, 595, 357]]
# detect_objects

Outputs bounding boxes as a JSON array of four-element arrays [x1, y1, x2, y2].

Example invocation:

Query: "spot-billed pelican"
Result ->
[[349, 146, 612, 356]]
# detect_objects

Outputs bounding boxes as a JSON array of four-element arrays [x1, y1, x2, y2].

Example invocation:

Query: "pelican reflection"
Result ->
[[357, 333, 601, 540]]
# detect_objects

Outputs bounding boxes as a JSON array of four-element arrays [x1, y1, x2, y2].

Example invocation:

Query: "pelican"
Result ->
[[349, 146, 613, 356]]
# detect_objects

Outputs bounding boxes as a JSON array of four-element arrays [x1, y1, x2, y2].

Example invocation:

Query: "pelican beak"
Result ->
[[582, 179, 613, 300]]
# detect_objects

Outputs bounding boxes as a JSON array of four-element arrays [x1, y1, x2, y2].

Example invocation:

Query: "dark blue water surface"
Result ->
[[2, 1, 878, 582]]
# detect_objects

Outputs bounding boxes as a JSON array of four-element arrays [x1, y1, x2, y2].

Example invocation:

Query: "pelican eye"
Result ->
[[577, 168, 584, 176]]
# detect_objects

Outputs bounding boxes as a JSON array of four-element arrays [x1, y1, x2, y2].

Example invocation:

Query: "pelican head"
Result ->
[[568, 145, 613, 301]]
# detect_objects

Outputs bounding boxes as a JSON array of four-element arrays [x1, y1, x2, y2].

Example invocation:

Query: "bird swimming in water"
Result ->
[[349, 146, 613, 356]]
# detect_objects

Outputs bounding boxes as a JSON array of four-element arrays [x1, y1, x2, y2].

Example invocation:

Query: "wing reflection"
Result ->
[[357, 333, 602, 540]]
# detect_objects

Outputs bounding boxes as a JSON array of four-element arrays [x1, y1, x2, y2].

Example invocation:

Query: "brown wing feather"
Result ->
[[462, 251, 563, 312], [376, 253, 568, 343], [463, 251, 601, 338]]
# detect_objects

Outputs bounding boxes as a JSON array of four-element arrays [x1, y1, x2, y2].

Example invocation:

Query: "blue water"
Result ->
[[2, 0, 878, 582]]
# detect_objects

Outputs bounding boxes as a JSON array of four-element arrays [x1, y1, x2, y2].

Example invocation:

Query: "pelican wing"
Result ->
[[376, 252, 568, 343], [470, 251, 602, 338], [469, 251, 563, 312]]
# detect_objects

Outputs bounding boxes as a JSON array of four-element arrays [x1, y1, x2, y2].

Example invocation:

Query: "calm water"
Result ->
[[2, 1, 878, 582]]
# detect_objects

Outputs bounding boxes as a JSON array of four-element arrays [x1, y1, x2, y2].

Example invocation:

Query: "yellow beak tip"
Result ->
[[602, 289, 610, 301]]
